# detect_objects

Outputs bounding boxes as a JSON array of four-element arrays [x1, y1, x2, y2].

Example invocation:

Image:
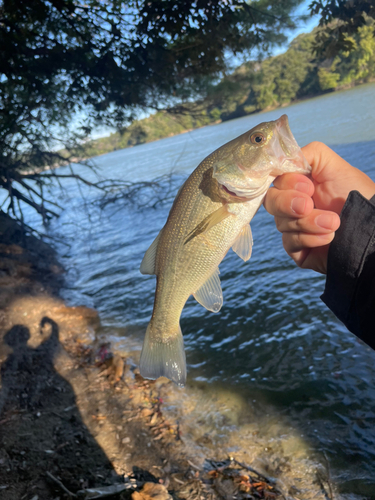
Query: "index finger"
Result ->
[[272, 172, 314, 196], [264, 185, 314, 218]]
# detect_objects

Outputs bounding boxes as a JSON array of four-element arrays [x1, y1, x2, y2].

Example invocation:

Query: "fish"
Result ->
[[139, 114, 311, 387]]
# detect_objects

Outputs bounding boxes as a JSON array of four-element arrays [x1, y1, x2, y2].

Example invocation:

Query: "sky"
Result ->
[[272, 0, 320, 56]]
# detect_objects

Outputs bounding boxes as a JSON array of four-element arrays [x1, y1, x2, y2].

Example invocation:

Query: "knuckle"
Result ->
[[272, 175, 285, 189], [307, 140, 327, 154], [294, 231, 304, 247], [282, 231, 303, 253], [293, 217, 304, 231], [274, 216, 283, 231], [281, 232, 291, 250], [263, 188, 273, 214], [309, 140, 323, 149], [275, 191, 287, 215]]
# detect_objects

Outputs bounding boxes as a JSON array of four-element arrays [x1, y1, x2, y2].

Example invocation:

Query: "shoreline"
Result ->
[[0, 212, 333, 499], [0, 211, 197, 499]]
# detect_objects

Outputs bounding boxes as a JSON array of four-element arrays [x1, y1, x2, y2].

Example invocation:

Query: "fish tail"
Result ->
[[139, 323, 186, 387]]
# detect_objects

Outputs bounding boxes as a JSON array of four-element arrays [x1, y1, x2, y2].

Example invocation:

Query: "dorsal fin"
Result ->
[[140, 230, 162, 275], [193, 268, 223, 313], [232, 224, 253, 262]]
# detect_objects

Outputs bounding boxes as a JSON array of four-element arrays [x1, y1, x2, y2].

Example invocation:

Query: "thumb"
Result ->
[[302, 141, 375, 214], [301, 141, 353, 184]]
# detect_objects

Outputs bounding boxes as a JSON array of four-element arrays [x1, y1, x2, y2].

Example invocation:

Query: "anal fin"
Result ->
[[232, 224, 253, 262], [193, 268, 223, 313]]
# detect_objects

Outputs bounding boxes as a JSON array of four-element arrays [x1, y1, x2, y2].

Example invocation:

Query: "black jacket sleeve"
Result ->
[[321, 190, 375, 349]]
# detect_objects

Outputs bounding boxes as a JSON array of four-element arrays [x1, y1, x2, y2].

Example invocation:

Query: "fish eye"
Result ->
[[250, 132, 266, 145]]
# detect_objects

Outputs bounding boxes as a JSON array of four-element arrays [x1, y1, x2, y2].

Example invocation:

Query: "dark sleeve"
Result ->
[[321, 190, 375, 349]]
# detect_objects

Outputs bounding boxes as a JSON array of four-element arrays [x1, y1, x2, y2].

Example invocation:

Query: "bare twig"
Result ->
[[187, 460, 201, 471], [232, 458, 290, 500], [46, 471, 77, 498], [7, 186, 59, 219], [323, 451, 334, 500], [232, 458, 273, 484], [96, 172, 180, 211]]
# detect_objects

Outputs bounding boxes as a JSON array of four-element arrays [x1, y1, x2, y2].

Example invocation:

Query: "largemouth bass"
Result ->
[[140, 115, 310, 386]]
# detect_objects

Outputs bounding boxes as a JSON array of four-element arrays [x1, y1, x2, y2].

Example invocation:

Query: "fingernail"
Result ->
[[316, 214, 335, 229], [295, 182, 311, 194], [291, 197, 306, 214]]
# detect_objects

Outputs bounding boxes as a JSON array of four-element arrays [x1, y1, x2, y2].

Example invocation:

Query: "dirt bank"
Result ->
[[0, 212, 333, 500]]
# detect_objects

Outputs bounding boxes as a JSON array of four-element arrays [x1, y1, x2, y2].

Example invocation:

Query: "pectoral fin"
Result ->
[[140, 230, 162, 275], [184, 205, 231, 245], [232, 224, 253, 262], [193, 268, 223, 312]]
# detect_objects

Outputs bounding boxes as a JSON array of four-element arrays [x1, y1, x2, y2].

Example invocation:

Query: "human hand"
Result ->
[[264, 142, 375, 274]]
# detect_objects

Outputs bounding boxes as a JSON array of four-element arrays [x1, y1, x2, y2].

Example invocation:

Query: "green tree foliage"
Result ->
[[316, 20, 375, 88], [253, 80, 278, 110], [0, 0, 305, 223], [318, 66, 341, 89], [338, 24, 375, 83], [310, 0, 375, 56], [253, 34, 315, 107]]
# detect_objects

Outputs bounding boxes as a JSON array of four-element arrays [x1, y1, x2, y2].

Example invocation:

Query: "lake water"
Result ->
[[29, 83, 375, 498]]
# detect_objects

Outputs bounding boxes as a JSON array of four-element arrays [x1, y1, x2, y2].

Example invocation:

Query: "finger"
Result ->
[[273, 173, 314, 196], [282, 231, 335, 255], [286, 246, 330, 274], [275, 209, 340, 234], [264, 187, 314, 218]]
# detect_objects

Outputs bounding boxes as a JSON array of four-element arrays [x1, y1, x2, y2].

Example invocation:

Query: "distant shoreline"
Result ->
[[83, 79, 375, 160]]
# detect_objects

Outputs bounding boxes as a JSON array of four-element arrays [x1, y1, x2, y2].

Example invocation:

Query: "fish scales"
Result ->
[[139, 115, 311, 386], [152, 161, 223, 328]]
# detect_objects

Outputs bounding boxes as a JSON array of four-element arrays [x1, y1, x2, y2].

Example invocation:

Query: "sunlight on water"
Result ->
[[22, 83, 375, 499]]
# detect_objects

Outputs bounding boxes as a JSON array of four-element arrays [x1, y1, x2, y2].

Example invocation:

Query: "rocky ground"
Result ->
[[0, 212, 334, 500]]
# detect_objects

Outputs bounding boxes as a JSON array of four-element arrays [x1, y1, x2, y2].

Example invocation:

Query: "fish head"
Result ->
[[212, 114, 311, 199]]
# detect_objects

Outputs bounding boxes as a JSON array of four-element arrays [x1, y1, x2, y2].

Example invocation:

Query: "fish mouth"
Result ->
[[275, 115, 311, 174]]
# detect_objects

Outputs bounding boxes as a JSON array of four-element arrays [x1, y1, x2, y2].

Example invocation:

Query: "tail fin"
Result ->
[[139, 323, 186, 387]]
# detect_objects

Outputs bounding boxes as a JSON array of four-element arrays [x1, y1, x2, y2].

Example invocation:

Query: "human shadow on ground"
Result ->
[[0, 317, 119, 499]]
